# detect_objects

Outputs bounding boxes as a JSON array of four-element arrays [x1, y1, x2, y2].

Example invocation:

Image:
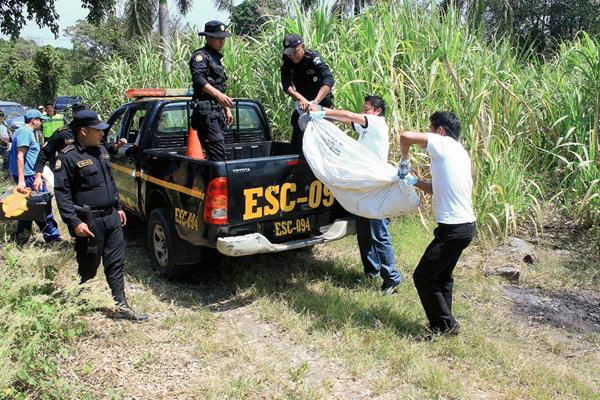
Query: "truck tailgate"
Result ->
[[226, 155, 342, 243]]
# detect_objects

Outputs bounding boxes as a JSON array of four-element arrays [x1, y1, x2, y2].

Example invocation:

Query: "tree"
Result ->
[[124, 0, 192, 72], [230, 0, 285, 36], [0, 0, 115, 39], [33, 46, 62, 104]]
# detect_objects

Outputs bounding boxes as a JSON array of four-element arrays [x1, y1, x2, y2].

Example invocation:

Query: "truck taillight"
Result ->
[[204, 177, 228, 225]]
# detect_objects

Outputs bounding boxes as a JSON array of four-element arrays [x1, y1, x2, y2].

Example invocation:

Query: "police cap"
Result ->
[[199, 20, 231, 38], [73, 110, 109, 130], [283, 34, 303, 56]]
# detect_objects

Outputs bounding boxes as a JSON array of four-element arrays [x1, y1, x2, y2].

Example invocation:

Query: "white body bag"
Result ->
[[302, 118, 420, 219]]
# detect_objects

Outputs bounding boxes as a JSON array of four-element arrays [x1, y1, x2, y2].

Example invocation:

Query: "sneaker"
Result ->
[[113, 305, 148, 322], [381, 281, 401, 295]]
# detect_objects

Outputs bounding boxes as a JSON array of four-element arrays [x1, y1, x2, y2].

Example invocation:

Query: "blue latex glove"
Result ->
[[404, 173, 417, 186], [309, 111, 326, 120], [398, 159, 410, 179]]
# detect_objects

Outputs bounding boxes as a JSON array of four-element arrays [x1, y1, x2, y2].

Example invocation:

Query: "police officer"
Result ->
[[54, 110, 147, 321], [189, 20, 234, 161], [42, 103, 64, 140], [33, 103, 125, 191], [280, 33, 335, 153]]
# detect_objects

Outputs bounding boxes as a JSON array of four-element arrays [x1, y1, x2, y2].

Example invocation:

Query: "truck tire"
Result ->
[[147, 208, 186, 279]]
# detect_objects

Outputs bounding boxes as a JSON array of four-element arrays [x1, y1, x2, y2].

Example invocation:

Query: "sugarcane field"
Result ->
[[0, 0, 599, 399]]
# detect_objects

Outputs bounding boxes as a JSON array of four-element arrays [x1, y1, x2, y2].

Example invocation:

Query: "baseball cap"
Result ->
[[73, 110, 109, 130], [283, 34, 303, 56], [24, 109, 49, 121]]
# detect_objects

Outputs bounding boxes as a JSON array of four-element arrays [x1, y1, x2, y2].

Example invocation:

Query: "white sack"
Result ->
[[302, 118, 420, 219], [42, 166, 54, 192]]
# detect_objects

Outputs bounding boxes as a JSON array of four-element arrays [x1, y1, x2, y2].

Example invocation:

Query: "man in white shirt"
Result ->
[[310, 96, 402, 294], [400, 111, 476, 337], [0, 111, 10, 170]]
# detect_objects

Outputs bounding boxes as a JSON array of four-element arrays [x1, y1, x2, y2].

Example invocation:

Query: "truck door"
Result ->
[[106, 104, 149, 213]]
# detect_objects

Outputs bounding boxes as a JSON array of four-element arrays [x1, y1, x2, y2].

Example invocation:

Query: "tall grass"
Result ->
[[79, 2, 599, 239]]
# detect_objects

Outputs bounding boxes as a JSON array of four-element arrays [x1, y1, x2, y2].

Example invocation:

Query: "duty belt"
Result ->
[[193, 100, 223, 113], [88, 206, 115, 218]]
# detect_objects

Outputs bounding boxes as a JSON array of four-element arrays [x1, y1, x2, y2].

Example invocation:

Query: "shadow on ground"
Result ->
[[122, 217, 423, 338]]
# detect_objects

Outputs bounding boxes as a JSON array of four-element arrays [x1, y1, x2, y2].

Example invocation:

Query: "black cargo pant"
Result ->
[[413, 222, 476, 332], [75, 208, 127, 304], [290, 97, 332, 154], [191, 104, 226, 161]]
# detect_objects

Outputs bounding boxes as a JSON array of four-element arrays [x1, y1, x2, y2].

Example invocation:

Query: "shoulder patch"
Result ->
[[313, 57, 322, 66], [102, 153, 110, 160], [195, 54, 203, 62], [54, 159, 62, 171], [77, 159, 93, 168], [61, 144, 75, 153]]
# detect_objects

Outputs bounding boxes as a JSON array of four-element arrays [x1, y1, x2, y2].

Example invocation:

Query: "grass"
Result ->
[[0, 201, 598, 398]]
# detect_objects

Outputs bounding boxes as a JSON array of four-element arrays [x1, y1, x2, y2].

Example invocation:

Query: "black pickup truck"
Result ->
[[104, 92, 354, 277]]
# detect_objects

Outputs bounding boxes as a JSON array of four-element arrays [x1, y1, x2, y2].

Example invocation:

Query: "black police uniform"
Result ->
[[34, 124, 118, 173], [189, 44, 228, 161], [54, 142, 128, 306], [34, 125, 75, 174], [281, 49, 335, 153]]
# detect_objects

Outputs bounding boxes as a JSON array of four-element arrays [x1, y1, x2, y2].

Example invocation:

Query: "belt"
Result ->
[[193, 99, 223, 111], [89, 207, 115, 217]]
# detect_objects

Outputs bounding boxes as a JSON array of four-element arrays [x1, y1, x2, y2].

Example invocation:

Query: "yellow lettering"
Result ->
[[280, 182, 296, 212], [322, 185, 334, 207], [308, 180, 322, 208], [263, 185, 280, 216], [243, 187, 263, 220]]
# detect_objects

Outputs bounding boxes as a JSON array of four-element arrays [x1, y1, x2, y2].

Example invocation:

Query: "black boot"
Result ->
[[114, 300, 149, 322]]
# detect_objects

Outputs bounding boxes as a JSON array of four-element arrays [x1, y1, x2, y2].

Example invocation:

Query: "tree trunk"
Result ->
[[354, 0, 360, 15], [159, 0, 171, 73]]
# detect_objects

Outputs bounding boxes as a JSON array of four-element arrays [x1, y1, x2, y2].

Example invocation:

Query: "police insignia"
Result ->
[[284, 39, 289, 46], [102, 153, 110, 160], [313, 76, 318, 82], [55, 159, 62, 170], [220, 25, 225, 31], [195, 54, 203, 62], [77, 159, 93, 168], [314, 57, 322, 65]]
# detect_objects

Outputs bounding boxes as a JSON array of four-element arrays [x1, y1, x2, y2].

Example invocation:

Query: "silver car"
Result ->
[[0, 101, 26, 131]]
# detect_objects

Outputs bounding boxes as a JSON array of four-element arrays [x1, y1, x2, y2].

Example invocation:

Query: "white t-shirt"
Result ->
[[0, 124, 9, 143], [352, 115, 389, 162], [426, 133, 476, 224]]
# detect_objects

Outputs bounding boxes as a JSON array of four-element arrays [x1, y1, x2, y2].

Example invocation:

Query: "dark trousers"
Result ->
[[290, 98, 332, 154], [75, 209, 127, 304], [413, 222, 476, 332], [191, 107, 226, 161], [356, 217, 401, 286]]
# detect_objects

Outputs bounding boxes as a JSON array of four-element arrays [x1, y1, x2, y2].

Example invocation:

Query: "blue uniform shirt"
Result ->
[[10, 126, 40, 177]]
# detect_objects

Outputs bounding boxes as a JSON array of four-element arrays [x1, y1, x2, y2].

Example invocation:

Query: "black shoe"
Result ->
[[381, 281, 401, 295], [113, 304, 148, 322], [425, 323, 460, 340]]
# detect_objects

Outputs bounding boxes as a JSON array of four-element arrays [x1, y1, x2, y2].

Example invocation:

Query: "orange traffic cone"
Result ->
[[186, 124, 205, 159]]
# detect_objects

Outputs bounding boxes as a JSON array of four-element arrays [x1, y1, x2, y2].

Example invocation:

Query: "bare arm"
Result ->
[[313, 85, 331, 105], [16, 147, 27, 188], [202, 83, 233, 108], [416, 179, 432, 194], [322, 107, 366, 126], [400, 130, 428, 159]]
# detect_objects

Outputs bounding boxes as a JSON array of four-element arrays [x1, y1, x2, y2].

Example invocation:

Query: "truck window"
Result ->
[[232, 107, 262, 129], [125, 108, 147, 145], [157, 105, 187, 135], [106, 110, 125, 145]]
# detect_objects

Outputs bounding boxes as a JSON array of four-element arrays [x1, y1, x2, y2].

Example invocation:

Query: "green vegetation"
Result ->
[[79, 3, 599, 239]]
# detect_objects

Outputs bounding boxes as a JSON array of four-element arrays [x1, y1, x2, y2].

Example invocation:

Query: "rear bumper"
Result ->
[[216, 218, 355, 257]]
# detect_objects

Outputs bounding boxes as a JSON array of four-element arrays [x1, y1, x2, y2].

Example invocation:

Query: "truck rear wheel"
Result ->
[[147, 208, 186, 279]]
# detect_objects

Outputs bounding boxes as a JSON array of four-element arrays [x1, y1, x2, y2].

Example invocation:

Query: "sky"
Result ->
[[1, 0, 229, 48]]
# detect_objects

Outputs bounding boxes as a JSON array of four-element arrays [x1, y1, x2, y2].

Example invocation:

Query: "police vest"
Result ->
[[42, 114, 65, 138]]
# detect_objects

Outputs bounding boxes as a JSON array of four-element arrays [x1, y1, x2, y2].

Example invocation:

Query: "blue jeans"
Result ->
[[356, 217, 401, 287], [12, 174, 61, 243]]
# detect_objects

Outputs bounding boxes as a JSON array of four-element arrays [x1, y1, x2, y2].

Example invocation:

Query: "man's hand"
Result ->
[[118, 210, 127, 227], [216, 93, 234, 108], [114, 138, 127, 151], [16, 179, 27, 192], [398, 159, 411, 179], [33, 174, 43, 191], [74, 222, 95, 238], [309, 111, 326, 121], [225, 108, 234, 126], [404, 173, 418, 186], [298, 97, 310, 112]]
